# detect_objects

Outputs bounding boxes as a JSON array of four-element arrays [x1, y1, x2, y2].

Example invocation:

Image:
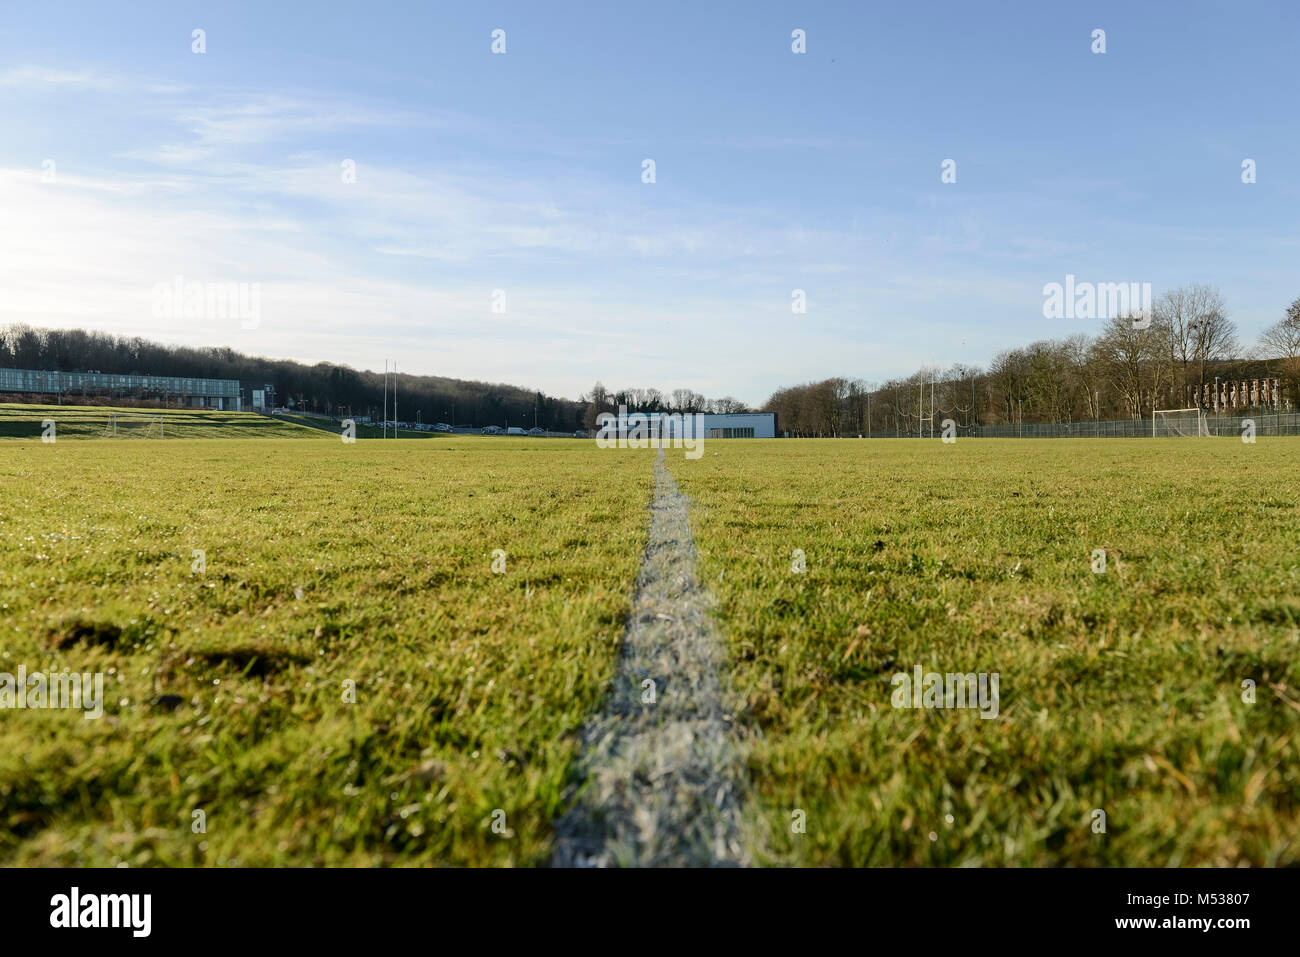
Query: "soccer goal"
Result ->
[[1153, 407, 1210, 437], [101, 413, 166, 438]]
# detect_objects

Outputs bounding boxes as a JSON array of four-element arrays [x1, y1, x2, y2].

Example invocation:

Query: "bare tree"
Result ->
[[1156, 284, 1236, 407], [1097, 314, 1173, 417], [989, 348, 1029, 424], [1024, 339, 1073, 423], [1062, 333, 1103, 420], [1260, 297, 1300, 410]]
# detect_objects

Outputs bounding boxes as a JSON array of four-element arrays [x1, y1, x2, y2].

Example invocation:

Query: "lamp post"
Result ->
[[1095, 391, 1100, 436]]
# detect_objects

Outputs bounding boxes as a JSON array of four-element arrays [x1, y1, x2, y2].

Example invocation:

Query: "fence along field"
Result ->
[[2, 421, 1298, 866]]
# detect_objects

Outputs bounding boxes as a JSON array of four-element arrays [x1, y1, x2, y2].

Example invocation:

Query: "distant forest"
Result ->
[[5, 285, 1297, 434], [765, 288, 1300, 436], [0, 324, 740, 431]]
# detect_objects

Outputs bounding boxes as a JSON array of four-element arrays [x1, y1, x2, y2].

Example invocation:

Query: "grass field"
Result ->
[[0, 435, 652, 865], [271, 413, 436, 439], [0, 403, 325, 440], [673, 438, 1300, 865], [2, 423, 1298, 866]]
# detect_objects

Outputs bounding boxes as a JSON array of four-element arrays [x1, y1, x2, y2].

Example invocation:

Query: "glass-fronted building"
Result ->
[[0, 368, 242, 409]]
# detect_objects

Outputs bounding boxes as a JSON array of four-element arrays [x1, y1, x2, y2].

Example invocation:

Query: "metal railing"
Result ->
[[818, 412, 1300, 439], [971, 413, 1300, 438]]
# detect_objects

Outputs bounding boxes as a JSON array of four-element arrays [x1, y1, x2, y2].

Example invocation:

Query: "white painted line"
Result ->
[[551, 448, 751, 867]]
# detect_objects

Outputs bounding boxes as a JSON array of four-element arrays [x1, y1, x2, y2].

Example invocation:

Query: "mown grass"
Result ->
[[0, 403, 324, 440], [7, 430, 1297, 867], [272, 413, 434, 439], [0, 437, 651, 865], [273, 414, 565, 441], [670, 437, 1300, 866]]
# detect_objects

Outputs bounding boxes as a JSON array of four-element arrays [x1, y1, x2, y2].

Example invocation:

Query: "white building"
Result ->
[[698, 412, 776, 438], [605, 410, 776, 439]]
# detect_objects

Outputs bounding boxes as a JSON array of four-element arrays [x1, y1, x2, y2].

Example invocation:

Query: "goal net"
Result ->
[[101, 413, 165, 438], [1153, 408, 1210, 437]]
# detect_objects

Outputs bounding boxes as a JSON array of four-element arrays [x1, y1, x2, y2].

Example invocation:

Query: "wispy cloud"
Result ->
[[4, 25, 1293, 402], [0, 65, 115, 89]]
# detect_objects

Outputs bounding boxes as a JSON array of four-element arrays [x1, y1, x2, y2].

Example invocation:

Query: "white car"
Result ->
[[481, 425, 504, 435], [506, 427, 527, 436]]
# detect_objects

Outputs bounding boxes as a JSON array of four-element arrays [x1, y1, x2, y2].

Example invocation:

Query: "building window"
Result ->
[[707, 427, 755, 439]]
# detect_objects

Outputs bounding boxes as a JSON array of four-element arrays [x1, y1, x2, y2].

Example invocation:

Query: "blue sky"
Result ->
[[1, 1, 1296, 404]]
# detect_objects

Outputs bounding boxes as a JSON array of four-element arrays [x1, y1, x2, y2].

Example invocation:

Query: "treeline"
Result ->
[[764, 287, 1300, 436], [0, 325, 752, 430], [8, 285, 1299, 435], [577, 382, 750, 431], [0, 325, 587, 430]]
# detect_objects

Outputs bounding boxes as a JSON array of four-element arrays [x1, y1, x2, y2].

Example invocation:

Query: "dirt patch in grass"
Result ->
[[47, 617, 125, 651], [186, 645, 312, 677]]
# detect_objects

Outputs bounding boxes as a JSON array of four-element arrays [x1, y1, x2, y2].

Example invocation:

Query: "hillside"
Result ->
[[1, 324, 585, 431], [0, 404, 327, 440]]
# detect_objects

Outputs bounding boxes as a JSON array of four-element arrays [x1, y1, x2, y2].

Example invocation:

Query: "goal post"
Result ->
[[1153, 407, 1210, 438], [100, 412, 166, 439]]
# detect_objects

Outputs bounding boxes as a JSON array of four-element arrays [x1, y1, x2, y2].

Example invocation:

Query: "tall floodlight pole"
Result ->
[[393, 363, 397, 438], [383, 360, 388, 439]]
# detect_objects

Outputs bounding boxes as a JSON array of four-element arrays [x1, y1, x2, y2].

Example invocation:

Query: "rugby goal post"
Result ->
[[1152, 407, 1210, 437], [101, 412, 166, 438]]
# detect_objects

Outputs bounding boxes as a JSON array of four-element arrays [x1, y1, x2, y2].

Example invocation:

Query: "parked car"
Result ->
[[527, 427, 546, 436], [433, 423, 453, 433], [481, 425, 504, 435], [506, 427, 527, 436], [573, 430, 588, 438]]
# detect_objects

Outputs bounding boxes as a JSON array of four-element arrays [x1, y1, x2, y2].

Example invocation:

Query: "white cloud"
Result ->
[[19, 64, 1283, 401], [0, 65, 115, 89]]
